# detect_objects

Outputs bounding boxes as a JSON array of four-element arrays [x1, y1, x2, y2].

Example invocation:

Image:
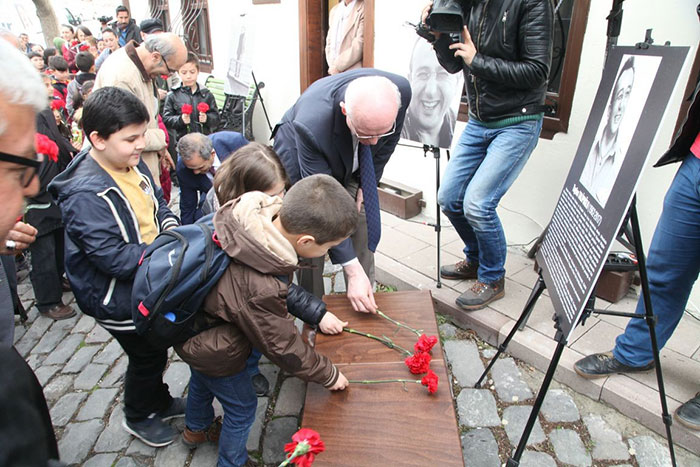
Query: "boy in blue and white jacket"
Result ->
[[49, 87, 182, 448]]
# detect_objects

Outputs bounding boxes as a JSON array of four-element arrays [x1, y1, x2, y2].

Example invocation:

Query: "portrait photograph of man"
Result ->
[[580, 54, 661, 208]]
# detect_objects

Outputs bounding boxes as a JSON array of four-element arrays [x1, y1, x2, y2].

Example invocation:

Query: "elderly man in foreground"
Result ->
[[273, 68, 411, 313]]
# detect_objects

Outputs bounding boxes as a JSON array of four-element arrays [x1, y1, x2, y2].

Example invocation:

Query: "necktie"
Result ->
[[358, 144, 381, 252]]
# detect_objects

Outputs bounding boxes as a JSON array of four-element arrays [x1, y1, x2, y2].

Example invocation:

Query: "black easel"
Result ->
[[422, 145, 449, 288], [475, 197, 677, 467]]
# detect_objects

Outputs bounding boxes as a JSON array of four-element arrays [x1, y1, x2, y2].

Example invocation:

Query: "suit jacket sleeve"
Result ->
[[294, 121, 334, 179]]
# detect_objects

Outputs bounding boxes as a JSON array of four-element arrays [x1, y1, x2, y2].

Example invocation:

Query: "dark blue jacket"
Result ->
[[272, 68, 411, 264], [49, 149, 179, 332], [176, 131, 248, 224]]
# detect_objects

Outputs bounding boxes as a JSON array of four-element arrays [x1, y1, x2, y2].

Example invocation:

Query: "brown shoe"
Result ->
[[440, 259, 479, 280], [61, 277, 72, 292], [455, 277, 505, 311], [183, 416, 222, 447], [41, 304, 77, 320]]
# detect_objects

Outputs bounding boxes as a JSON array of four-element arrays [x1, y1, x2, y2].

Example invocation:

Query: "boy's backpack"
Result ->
[[131, 214, 230, 349]]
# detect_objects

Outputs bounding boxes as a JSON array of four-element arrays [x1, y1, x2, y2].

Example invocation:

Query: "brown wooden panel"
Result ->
[[317, 291, 443, 365], [302, 290, 463, 466]]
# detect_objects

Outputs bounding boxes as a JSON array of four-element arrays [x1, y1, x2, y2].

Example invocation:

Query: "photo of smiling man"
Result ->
[[401, 38, 462, 149]]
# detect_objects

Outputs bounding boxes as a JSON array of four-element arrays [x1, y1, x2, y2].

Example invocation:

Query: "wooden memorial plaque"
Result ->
[[301, 291, 464, 466]]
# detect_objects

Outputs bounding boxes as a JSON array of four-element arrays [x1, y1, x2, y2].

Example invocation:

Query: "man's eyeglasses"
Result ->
[[0, 152, 43, 188], [351, 119, 397, 140], [160, 55, 176, 75]]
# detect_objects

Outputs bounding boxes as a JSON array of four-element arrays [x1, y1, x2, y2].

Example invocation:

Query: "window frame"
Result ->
[[180, 0, 214, 73]]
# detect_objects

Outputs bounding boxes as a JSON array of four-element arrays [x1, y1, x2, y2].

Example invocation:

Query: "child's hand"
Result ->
[[182, 113, 191, 125], [318, 311, 348, 335], [198, 112, 207, 123], [329, 371, 348, 391]]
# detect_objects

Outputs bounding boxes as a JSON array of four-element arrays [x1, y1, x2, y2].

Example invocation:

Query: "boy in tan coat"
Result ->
[[176, 174, 356, 466]]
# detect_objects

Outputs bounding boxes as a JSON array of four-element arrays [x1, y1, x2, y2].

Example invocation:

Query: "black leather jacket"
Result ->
[[655, 80, 699, 167], [433, 0, 553, 122]]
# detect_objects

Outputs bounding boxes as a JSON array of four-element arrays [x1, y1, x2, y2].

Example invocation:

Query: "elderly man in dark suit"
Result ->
[[273, 68, 411, 313]]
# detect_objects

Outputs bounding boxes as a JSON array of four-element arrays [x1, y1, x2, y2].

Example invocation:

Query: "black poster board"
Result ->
[[536, 45, 688, 340]]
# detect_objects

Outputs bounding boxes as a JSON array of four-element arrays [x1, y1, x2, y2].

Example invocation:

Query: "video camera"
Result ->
[[97, 15, 113, 24], [415, 0, 472, 43]]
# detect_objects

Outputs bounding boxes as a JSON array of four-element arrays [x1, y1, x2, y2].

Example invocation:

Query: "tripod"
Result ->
[[475, 197, 677, 466], [422, 145, 449, 288]]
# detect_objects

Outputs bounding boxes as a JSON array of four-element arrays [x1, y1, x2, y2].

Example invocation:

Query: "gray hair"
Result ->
[[0, 38, 47, 136], [177, 133, 213, 161], [344, 76, 402, 120], [144, 32, 179, 59]]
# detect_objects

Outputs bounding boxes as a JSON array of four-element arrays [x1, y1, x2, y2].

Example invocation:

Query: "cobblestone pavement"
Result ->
[[12, 256, 700, 466]]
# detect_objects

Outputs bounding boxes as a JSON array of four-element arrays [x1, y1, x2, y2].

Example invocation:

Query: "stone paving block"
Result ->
[[77, 387, 119, 420], [540, 389, 580, 423], [101, 355, 128, 387], [629, 436, 672, 467], [23, 305, 38, 323], [491, 357, 533, 402], [85, 324, 111, 343], [323, 261, 342, 275], [190, 443, 219, 466], [482, 348, 497, 359], [461, 428, 500, 467], [501, 405, 545, 446], [262, 417, 299, 465], [334, 272, 346, 293], [33, 327, 70, 354], [94, 339, 124, 364], [549, 428, 591, 466], [126, 439, 156, 457], [57, 419, 103, 464], [15, 316, 52, 356], [35, 364, 60, 386], [323, 276, 331, 295], [273, 378, 306, 417], [444, 340, 484, 387], [439, 322, 458, 338], [72, 314, 95, 334], [163, 361, 190, 398], [49, 310, 80, 331], [74, 363, 108, 390], [583, 414, 629, 461], [13, 323, 26, 343], [247, 397, 269, 452], [43, 375, 74, 403], [25, 353, 42, 370], [154, 437, 190, 467], [518, 450, 557, 467], [61, 291, 75, 305], [259, 363, 281, 391], [50, 391, 88, 426], [115, 457, 147, 467], [63, 345, 100, 373], [456, 389, 501, 428], [83, 453, 118, 467], [95, 405, 132, 452], [43, 334, 83, 365]]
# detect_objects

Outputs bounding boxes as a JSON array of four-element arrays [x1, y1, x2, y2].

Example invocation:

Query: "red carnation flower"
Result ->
[[197, 102, 210, 113], [404, 352, 431, 375], [160, 74, 169, 80], [181, 103, 193, 115], [35, 133, 59, 163], [50, 99, 65, 111], [71, 39, 79, 46], [282, 428, 325, 467], [79, 44, 90, 51], [421, 369, 439, 394], [414, 334, 438, 354]]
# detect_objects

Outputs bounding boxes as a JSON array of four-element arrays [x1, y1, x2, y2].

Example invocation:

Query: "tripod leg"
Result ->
[[507, 332, 568, 466], [475, 275, 546, 388], [629, 200, 677, 466], [435, 147, 442, 288]]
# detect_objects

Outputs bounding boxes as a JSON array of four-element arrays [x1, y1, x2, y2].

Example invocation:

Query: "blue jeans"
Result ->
[[438, 118, 543, 283], [614, 154, 700, 367], [186, 368, 257, 467], [246, 348, 262, 377]]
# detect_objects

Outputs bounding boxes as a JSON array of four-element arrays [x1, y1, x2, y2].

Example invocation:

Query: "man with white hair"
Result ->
[[273, 69, 411, 312], [0, 38, 62, 466], [94, 32, 188, 186]]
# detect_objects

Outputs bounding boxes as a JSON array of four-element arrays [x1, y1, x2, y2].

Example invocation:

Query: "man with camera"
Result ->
[[421, 0, 552, 310]]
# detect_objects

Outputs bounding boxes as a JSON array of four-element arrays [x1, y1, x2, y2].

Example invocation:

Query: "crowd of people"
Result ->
[[0, 1, 697, 466]]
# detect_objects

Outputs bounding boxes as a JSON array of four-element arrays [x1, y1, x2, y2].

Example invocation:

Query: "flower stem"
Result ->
[[375, 309, 423, 337], [343, 328, 412, 356], [348, 379, 419, 384]]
